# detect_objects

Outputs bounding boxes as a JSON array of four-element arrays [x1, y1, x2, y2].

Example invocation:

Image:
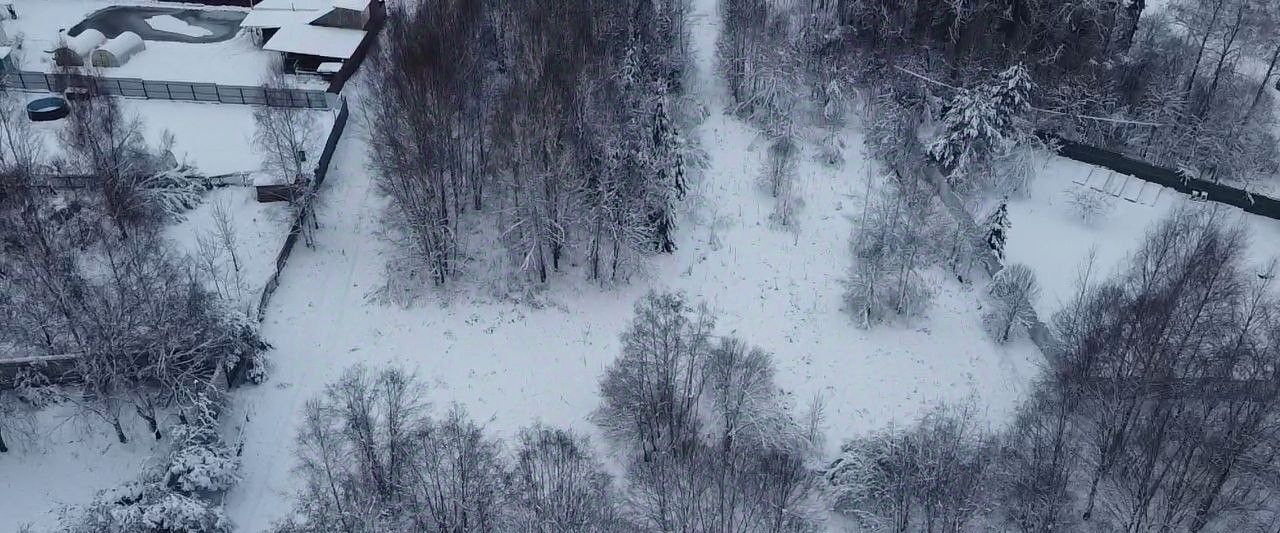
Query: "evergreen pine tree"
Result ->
[[984, 200, 1011, 261], [650, 88, 684, 253], [928, 64, 1033, 180]]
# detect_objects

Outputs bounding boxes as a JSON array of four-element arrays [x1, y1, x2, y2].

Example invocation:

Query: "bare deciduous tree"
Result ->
[[983, 263, 1041, 344]]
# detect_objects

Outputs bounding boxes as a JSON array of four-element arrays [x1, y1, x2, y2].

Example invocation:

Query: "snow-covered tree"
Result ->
[[846, 171, 940, 328], [507, 425, 629, 532], [928, 64, 1033, 189], [650, 90, 686, 253], [594, 293, 824, 532], [983, 200, 1010, 262], [983, 263, 1041, 343], [828, 403, 994, 531], [165, 424, 240, 494]]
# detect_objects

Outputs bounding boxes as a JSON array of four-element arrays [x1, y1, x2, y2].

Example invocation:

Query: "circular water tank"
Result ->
[[27, 97, 70, 121]]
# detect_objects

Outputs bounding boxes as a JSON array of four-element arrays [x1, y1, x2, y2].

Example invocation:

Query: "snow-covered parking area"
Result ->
[[5, 0, 296, 86]]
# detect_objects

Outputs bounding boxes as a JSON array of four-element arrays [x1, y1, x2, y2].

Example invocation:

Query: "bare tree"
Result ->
[[983, 263, 1041, 344], [828, 403, 994, 532], [60, 94, 159, 231], [595, 293, 824, 532], [506, 425, 630, 532]]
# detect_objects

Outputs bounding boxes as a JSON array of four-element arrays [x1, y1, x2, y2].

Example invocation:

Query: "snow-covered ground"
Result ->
[[25, 98, 334, 177], [165, 186, 294, 315], [4, 0, 320, 87], [221, 0, 1041, 530], [0, 187, 293, 531], [0, 100, 332, 530], [0, 403, 164, 531], [1005, 155, 1280, 319]]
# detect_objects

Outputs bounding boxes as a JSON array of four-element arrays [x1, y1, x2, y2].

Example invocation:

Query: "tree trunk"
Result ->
[[1116, 0, 1145, 54], [138, 406, 161, 440], [1247, 42, 1280, 118], [113, 417, 128, 444], [1184, 0, 1224, 101], [0, 427, 8, 453], [1201, 2, 1246, 113]]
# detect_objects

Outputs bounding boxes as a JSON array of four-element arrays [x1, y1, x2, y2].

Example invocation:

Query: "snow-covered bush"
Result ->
[[218, 308, 270, 385], [60, 482, 231, 533], [982, 200, 1010, 262], [763, 135, 803, 228], [166, 425, 240, 494], [139, 167, 208, 221], [819, 129, 846, 167]]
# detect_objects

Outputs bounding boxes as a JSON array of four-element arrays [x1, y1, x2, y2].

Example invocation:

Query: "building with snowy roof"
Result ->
[[90, 32, 146, 67], [52, 28, 106, 67]]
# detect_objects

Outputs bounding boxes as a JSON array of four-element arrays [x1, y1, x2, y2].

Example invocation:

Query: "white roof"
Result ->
[[240, 9, 317, 29], [252, 171, 291, 187], [251, 0, 328, 11], [263, 24, 365, 59], [331, 0, 370, 11]]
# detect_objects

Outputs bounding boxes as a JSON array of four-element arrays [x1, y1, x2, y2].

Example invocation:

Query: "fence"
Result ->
[[3, 71, 334, 109], [1043, 133, 1280, 223], [36, 172, 251, 190], [254, 96, 350, 323], [327, 0, 386, 94]]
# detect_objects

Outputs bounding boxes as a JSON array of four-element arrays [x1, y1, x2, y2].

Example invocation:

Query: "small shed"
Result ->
[[52, 28, 106, 66], [90, 31, 145, 67]]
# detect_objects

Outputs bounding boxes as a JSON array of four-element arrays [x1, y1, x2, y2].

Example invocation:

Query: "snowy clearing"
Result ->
[[221, 1, 1041, 530], [0, 403, 164, 531], [25, 98, 335, 177], [1005, 155, 1280, 318]]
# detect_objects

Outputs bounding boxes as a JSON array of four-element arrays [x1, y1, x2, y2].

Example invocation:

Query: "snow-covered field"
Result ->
[[222, 1, 1040, 531], [1005, 155, 1280, 319], [25, 98, 335, 177], [4, 0, 313, 86], [0, 403, 163, 532]]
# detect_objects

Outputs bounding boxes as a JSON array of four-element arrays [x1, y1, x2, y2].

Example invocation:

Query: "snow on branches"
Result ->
[[928, 65, 1033, 186]]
